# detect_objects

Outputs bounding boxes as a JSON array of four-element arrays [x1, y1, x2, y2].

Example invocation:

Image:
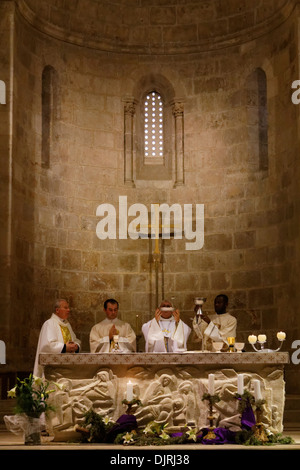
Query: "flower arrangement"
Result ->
[[75, 409, 117, 443], [7, 374, 63, 418]]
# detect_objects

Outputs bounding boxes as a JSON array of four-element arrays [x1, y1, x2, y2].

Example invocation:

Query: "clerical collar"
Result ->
[[53, 313, 68, 324]]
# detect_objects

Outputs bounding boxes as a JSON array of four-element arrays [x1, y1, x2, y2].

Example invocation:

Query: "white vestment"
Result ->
[[89, 318, 136, 353], [33, 313, 81, 377], [192, 312, 237, 351], [142, 318, 191, 352]]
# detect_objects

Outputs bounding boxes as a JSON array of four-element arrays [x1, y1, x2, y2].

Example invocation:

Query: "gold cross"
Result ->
[[140, 203, 179, 255]]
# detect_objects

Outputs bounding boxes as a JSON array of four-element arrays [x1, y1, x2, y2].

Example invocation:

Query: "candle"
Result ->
[[253, 379, 262, 401], [208, 374, 215, 395], [126, 380, 133, 402], [136, 315, 139, 333], [277, 331, 286, 341], [258, 334, 266, 343], [248, 335, 257, 344], [237, 374, 244, 395]]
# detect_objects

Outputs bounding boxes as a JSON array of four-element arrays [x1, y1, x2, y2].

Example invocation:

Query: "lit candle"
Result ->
[[248, 335, 257, 344], [253, 379, 262, 401], [237, 374, 244, 395], [258, 334, 266, 343], [126, 380, 133, 401], [208, 374, 215, 395], [277, 331, 286, 341]]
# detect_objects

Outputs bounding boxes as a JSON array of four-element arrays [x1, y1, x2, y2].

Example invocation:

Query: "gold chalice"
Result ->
[[227, 337, 235, 352]]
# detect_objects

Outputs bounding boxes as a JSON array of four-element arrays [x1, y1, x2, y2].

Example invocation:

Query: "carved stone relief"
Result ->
[[46, 365, 285, 437]]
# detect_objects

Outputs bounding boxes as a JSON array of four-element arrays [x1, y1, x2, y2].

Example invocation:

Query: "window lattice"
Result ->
[[144, 91, 163, 163]]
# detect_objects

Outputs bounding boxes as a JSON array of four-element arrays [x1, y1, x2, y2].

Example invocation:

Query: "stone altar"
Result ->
[[40, 352, 289, 440]]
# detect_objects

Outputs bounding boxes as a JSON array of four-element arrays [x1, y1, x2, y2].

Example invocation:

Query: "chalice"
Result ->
[[194, 297, 207, 318], [227, 337, 235, 353]]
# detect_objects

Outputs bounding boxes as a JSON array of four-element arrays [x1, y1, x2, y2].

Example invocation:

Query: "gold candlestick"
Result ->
[[253, 399, 268, 442], [202, 393, 220, 440]]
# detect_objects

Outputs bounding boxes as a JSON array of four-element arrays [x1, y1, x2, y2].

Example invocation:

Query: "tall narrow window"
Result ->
[[246, 68, 268, 171], [42, 66, 58, 168], [144, 91, 164, 165], [131, 73, 178, 182]]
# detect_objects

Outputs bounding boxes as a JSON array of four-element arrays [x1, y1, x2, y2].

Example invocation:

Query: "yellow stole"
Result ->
[[60, 324, 72, 344]]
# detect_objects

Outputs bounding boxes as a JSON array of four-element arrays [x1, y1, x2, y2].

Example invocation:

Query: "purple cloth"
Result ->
[[201, 427, 236, 445], [106, 414, 137, 442], [241, 402, 256, 430]]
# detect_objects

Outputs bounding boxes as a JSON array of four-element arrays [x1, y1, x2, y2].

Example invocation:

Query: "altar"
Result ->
[[40, 352, 289, 440]]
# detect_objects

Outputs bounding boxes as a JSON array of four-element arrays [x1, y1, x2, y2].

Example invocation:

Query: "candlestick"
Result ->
[[248, 332, 285, 353], [126, 380, 133, 402], [201, 391, 220, 440], [208, 374, 215, 395], [237, 374, 244, 395]]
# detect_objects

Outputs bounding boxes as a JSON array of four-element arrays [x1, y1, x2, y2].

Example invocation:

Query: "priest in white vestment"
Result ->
[[142, 300, 191, 352], [89, 299, 136, 353], [192, 294, 237, 351], [33, 299, 81, 377]]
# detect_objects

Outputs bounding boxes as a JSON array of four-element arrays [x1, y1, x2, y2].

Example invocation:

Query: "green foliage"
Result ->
[[80, 409, 117, 443], [201, 393, 221, 405], [235, 429, 294, 446], [8, 374, 59, 418]]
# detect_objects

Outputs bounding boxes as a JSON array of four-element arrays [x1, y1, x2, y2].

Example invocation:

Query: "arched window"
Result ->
[[143, 91, 164, 165], [123, 74, 184, 185], [42, 66, 58, 168], [246, 68, 268, 171]]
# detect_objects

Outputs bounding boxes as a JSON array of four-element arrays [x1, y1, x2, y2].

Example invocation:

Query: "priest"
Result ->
[[33, 299, 81, 377], [89, 298, 136, 352], [142, 300, 191, 352], [192, 294, 237, 351]]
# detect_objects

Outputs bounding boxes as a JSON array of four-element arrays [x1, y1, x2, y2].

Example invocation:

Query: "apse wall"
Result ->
[[4, 6, 300, 393]]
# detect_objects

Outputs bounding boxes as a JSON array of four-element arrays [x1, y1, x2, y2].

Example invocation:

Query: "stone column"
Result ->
[[123, 97, 136, 187], [172, 100, 185, 187]]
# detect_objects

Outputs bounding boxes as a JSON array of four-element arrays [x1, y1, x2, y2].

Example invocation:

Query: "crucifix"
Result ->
[[141, 203, 181, 311]]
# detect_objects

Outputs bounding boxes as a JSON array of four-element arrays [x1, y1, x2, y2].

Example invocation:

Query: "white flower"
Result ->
[[123, 432, 134, 444], [103, 416, 114, 425], [186, 427, 197, 442], [33, 376, 43, 387], [159, 430, 170, 440], [52, 381, 65, 391], [7, 386, 16, 398]]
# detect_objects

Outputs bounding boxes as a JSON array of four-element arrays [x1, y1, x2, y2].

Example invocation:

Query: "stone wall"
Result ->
[[1, 1, 300, 394]]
